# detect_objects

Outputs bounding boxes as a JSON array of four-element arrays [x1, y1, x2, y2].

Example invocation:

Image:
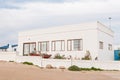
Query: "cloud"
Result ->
[[0, 0, 120, 45]]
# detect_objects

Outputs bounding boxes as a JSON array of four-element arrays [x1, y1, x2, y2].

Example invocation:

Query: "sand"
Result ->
[[0, 61, 120, 80]]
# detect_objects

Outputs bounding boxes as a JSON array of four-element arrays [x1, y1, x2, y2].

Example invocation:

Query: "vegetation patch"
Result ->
[[23, 62, 34, 65], [54, 54, 65, 59], [80, 67, 103, 71], [9, 61, 14, 62], [68, 65, 103, 71], [68, 65, 80, 71]]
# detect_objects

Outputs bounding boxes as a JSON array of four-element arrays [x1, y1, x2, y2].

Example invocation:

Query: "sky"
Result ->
[[0, 0, 120, 45]]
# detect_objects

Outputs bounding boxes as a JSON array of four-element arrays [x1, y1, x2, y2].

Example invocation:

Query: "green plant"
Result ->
[[80, 68, 91, 71], [68, 65, 80, 71], [68, 65, 103, 71], [9, 61, 14, 62], [23, 62, 34, 65], [23, 54, 29, 56], [54, 54, 65, 59], [91, 67, 102, 71], [82, 57, 91, 60], [80, 67, 103, 71]]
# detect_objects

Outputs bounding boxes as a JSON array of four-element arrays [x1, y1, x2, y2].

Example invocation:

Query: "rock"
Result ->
[[59, 66, 66, 69], [59, 66, 66, 71], [46, 64, 53, 69]]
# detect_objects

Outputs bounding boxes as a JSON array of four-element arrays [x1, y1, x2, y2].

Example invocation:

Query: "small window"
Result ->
[[38, 41, 49, 52], [23, 42, 36, 56], [14, 48, 16, 51], [51, 40, 65, 51], [67, 39, 83, 51], [67, 40, 72, 51], [99, 41, 103, 49], [51, 41, 55, 51], [108, 44, 112, 51]]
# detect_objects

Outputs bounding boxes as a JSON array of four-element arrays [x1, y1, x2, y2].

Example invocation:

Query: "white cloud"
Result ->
[[0, 0, 120, 45], [21, 0, 120, 15]]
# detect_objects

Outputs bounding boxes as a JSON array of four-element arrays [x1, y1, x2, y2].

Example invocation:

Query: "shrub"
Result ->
[[9, 61, 14, 62], [82, 57, 91, 60], [68, 65, 103, 71], [54, 54, 65, 59], [23, 62, 34, 65], [91, 67, 103, 71], [68, 65, 80, 71], [80, 68, 91, 71], [80, 67, 102, 71], [23, 54, 29, 56]]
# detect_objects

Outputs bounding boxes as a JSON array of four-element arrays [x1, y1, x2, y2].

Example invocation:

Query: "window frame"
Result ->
[[38, 41, 49, 52], [99, 41, 103, 49], [23, 42, 36, 56], [108, 44, 112, 51], [51, 40, 65, 51], [67, 39, 83, 51]]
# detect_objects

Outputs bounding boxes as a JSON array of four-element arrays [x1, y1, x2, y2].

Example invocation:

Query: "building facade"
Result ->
[[18, 21, 114, 61], [114, 45, 120, 50]]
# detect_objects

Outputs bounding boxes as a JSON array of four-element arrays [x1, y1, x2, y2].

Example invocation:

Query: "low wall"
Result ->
[[0, 52, 16, 61], [0, 53, 120, 70]]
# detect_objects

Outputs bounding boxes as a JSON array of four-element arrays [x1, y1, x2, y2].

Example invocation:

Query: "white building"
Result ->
[[114, 45, 120, 50], [18, 21, 114, 61]]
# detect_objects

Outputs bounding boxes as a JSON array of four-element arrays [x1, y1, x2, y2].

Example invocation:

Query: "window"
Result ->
[[38, 41, 49, 52], [51, 40, 65, 51], [23, 42, 36, 56], [67, 39, 83, 51], [14, 48, 16, 51], [61, 40, 65, 51], [23, 43, 29, 55], [30, 43, 36, 53], [67, 40, 72, 51], [108, 44, 112, 51], [51, 41, 55, 51], [74, 39, 81, 50], [99, 41, 103, 49]]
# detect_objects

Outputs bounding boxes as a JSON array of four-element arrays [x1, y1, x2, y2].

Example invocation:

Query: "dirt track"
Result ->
[[0, 61, 120, 80]]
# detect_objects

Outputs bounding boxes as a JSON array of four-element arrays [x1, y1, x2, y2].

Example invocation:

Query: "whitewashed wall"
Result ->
[[114, 45, 120, 50], [97, 22, 114, 61], [15, 57, 120, 70], [18, 21, 114, 61], [0, 52, 16, 61], [0, 53, 120, 70]]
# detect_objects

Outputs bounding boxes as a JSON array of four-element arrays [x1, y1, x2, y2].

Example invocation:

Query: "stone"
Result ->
[[46, 64, 53, 69], [59, 66, 66, 69]]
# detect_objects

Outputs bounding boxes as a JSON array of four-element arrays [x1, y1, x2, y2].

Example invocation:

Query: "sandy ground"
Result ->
[[0, 61, 120, 80]]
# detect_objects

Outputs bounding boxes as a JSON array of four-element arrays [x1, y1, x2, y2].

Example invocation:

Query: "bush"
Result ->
[[80, 68, 91, 71], [91, 67, 102, 71], [68, 65, 103, 71], [80, 67, 102, 71], [23, 62, 34, 65], [23, 54, 29, 56], [54, 54, 65, 59], [82, 57, 91, 60], [68, 65, 80, 71], [9, 61, 14, 62]]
